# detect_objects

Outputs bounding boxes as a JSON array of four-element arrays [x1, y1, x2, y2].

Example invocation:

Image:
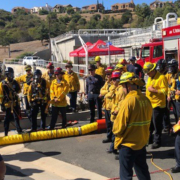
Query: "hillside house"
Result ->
[[82, 3, 104, 11], [53, 4, 73, 13], [11, 7, 30, 14], [111, 0, 135, 12], [73, 7, 81, 12], [150, 0, 173, 10], [31, 3, 52, 14]]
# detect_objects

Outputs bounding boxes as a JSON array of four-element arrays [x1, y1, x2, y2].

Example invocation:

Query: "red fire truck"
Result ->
[[137, 23, 180, 68]]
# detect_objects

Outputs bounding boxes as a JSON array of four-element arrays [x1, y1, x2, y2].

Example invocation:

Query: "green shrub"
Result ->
[[16, 52, 34, 59]]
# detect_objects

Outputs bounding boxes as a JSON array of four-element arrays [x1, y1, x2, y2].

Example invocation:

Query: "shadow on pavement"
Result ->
[[6, 163, 42, 177], [3, 151, 61, 162], [147, 149, 175, 159]]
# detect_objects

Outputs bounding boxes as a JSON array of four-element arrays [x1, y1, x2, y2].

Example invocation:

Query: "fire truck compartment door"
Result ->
[[164, 39, 178, 51]]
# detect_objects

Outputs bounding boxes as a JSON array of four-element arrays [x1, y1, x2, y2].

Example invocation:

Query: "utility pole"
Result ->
[[48, 17, 52, 60]]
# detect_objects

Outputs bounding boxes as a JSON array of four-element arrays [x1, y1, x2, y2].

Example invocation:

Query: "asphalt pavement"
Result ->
[[1, 116, 180, 180]]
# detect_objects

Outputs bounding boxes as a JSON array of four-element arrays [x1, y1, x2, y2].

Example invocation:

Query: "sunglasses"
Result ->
[[89, 69, 94, 71]]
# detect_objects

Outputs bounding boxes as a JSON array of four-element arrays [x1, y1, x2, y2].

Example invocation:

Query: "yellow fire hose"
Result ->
[[0, 122, 98, 146]]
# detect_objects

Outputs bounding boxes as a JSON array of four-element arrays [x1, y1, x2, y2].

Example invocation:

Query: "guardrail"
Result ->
[[4, 59, 88, 77]]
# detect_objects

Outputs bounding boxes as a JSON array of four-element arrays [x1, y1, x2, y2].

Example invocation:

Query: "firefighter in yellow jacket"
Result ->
[[113, 72, 152, 180], [0, 67, 5, 82], [49, 67, 69, 129], [166, 59, 179, 123], [100, 67, 114, 144], [15, 65, 33, 119], [94, 56, 105, 80], [118, 58, 128, 72], [143, 62, 168, 149], [115, 64, 127, 74], [28, 69, 49, 131], [42, 62, 56, 85], [64, 61, 80, 112], [111, 75, 126, 122], [103, 71, 122, 154], [0, 67, 22, 136]]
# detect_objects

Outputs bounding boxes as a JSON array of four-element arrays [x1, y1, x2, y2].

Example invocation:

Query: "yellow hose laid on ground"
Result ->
[[0, 122, 98, 146]]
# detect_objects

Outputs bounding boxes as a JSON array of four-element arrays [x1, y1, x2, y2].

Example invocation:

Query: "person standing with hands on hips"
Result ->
[[86, 64, 104, 123]]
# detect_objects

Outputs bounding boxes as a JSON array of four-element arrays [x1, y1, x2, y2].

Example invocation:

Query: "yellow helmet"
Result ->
[[94, 56, 101, 62], [120, 72, 145, 87], [25, 65, 32, 71], [143, 62, 156, 74], [115, 64, 124, 70], [119, 58, 128, 65]]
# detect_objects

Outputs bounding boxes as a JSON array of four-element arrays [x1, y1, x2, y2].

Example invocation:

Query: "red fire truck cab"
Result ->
[[137, 39, 164, 67]]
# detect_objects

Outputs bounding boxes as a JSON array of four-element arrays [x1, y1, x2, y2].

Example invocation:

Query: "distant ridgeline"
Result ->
[[0, 1, 179, 44]]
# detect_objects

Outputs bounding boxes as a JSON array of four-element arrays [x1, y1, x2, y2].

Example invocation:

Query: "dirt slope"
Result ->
[[0, 40, 48, 61]]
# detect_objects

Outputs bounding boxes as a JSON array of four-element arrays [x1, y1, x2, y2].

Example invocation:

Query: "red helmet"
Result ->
[[111, 71, 121, 79], [54, 67, 64, 75], [47, 62, 54, 69], [105, 66, 114, 74]]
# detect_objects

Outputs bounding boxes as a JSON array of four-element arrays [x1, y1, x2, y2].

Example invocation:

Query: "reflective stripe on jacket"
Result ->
[[113, 90, 152, 150]]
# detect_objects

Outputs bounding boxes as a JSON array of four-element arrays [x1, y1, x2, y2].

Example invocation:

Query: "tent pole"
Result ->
[[78, 35, 88, 76], [108, 36, 111, 66]]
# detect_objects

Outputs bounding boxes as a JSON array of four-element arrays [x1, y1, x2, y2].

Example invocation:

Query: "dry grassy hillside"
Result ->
[[37, 11, 137, 27], [0, 40, 48, 61]]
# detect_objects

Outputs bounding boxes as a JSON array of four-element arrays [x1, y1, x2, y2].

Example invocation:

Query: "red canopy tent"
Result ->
[[69, 42, 93, 57], [78, 39, 124, 57]]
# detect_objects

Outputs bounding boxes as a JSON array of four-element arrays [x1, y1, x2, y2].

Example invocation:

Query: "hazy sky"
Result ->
[[1, 0, 174, 12]]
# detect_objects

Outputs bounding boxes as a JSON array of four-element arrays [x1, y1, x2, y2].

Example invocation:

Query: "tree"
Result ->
[[0, 30, 10, 46], [135, 3, 151, 19], [162, 3, 175, 19], [78, 18, 87, 26], [67, 21, 76, 31], [39, 9, 49, 15], [66, 7, 75, 15], [59, 15, 71, 24], [121, 11, 132, 24], [37, 25, 49, 45], [71, 13, 81, 23], [153, 8, 164, 18], [91, 14, 101, 21]]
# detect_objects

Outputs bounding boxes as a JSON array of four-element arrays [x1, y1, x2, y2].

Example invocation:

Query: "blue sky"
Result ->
[[1, 0, 174, 12]]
